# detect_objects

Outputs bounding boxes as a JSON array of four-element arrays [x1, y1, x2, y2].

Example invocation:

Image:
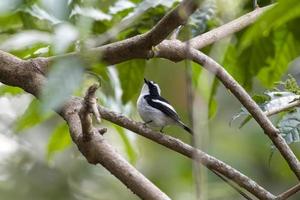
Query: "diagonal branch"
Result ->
[[187, 5, 273, 49], [45, 0, 199, 68], [97, 106, 276, 200], [276, 183, 300, 200], [154, 40, 300, 180], [265, 100, 300, 117]]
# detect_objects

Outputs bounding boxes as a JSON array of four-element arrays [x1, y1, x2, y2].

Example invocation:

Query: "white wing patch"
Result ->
[[152, 99, 177, 113]]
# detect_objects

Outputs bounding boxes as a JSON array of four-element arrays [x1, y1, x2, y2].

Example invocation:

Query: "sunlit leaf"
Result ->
[[0, 30, 51, 51], [41, 57, 84, 112], [0, 13, 22, 32], [15, 99, 53, 132], [47, 122, 71, 160], [0, 85, 23, 96], [223, 34, 274, 90], [116, 59, 146, 103], [258, 28, 300, 87], [53, 23, 78, 54], [70, 5, 112, 21], [241, 0, 300, 46], [208, 77, 219, 119], [109, 0, 135, 14], [20, 4, 62, 24], [231, 91, 300, 127], [124, 0, 178, 20], [0, 0, 22, 14]]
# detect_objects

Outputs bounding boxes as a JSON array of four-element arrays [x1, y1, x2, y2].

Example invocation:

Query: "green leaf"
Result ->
[[15, 99, 53, 132], [116, 59, 146, 103], [20, 4, 61, 24], [241, 0, 300, 45], [113, 124, 137, 164], [70, 6, 112, 21], [0, 13, 22, 32], [278, 108, 300, 144], [231, 91, 299, 127], [47, 122, 71, 160], [225, 35, 274, 90], [41, 57, 84, 112], [258, 28, 300, 87], [109, 0, 135, 14], [208, 77, 219, 119], [188, 1, 217, 36], [0, 30, 51, 52], [0, 85, 23, 96]]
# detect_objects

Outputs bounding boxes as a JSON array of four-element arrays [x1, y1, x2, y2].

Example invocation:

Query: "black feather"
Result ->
[[144, 95, 180, 122]]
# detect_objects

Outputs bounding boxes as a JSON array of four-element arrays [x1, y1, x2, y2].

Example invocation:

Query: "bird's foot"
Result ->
[[160, 127, 165, 133], [143, 120, 153, 127]]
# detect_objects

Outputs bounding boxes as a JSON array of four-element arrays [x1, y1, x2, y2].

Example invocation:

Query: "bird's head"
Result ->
[[141, 78, 161, 96]]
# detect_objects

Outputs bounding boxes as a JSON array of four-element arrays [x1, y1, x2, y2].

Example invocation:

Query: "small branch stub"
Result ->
[[79, 84, 105, 141]]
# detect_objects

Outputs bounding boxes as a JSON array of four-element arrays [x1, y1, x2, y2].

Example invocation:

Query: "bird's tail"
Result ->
[[178, 121, 193, 135]]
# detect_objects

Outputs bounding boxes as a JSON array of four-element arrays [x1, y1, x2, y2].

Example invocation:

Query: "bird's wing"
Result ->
[[144, 95, 180, 122]]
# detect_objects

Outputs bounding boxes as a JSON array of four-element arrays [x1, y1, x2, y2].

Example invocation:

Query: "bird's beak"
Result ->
[[144, 78, 149, 85]]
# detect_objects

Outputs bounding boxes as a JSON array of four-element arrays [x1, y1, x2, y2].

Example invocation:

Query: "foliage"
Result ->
[[1, 0, 300, 199], [15, 99, 53, 132], [223, 0, 300, 90], [232, 76, 300, 145], [47, 122, 71, 160]]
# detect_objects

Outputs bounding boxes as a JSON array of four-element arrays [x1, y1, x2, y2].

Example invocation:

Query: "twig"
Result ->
[[277, 183, 300, 200], [211, 170, 253, 200], [265, 100, 300, 117], [170, 26, 182, 40]]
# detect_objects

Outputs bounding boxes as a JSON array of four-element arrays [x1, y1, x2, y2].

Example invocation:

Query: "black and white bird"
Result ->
[[137, 78, 193, 135]]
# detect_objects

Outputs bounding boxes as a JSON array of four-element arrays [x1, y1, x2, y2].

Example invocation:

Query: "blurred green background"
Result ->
[[1, 0, 300, 199]]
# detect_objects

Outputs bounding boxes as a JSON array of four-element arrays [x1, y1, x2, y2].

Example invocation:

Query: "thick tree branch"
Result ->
[[42, 5, 272, 71], [154, 40, 300, 180], [45, 0, 198, 67], [97, 106, 275, 200], [63, 97, 171, 200], [0, 50, 171, 200]]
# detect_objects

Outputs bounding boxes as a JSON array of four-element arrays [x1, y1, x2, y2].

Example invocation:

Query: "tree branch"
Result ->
[[187, 5, 273, 49], [0, 50, 171, 200], [265, 100, 300, 117], [277, 183, 300, 200], [45, 0, 198, 67], [154, 40, 300, 180], [0, 48, 276, 199], [0, 2, 298, 199], [63, 97, 171, 200], [97, 106, 276, 200]]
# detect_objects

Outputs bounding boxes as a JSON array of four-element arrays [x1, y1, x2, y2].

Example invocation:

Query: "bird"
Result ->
[[137, 78, 193, 135]]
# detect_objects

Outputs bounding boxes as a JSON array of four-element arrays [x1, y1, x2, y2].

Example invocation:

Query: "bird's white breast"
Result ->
[[137, 95, 174, 128]]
